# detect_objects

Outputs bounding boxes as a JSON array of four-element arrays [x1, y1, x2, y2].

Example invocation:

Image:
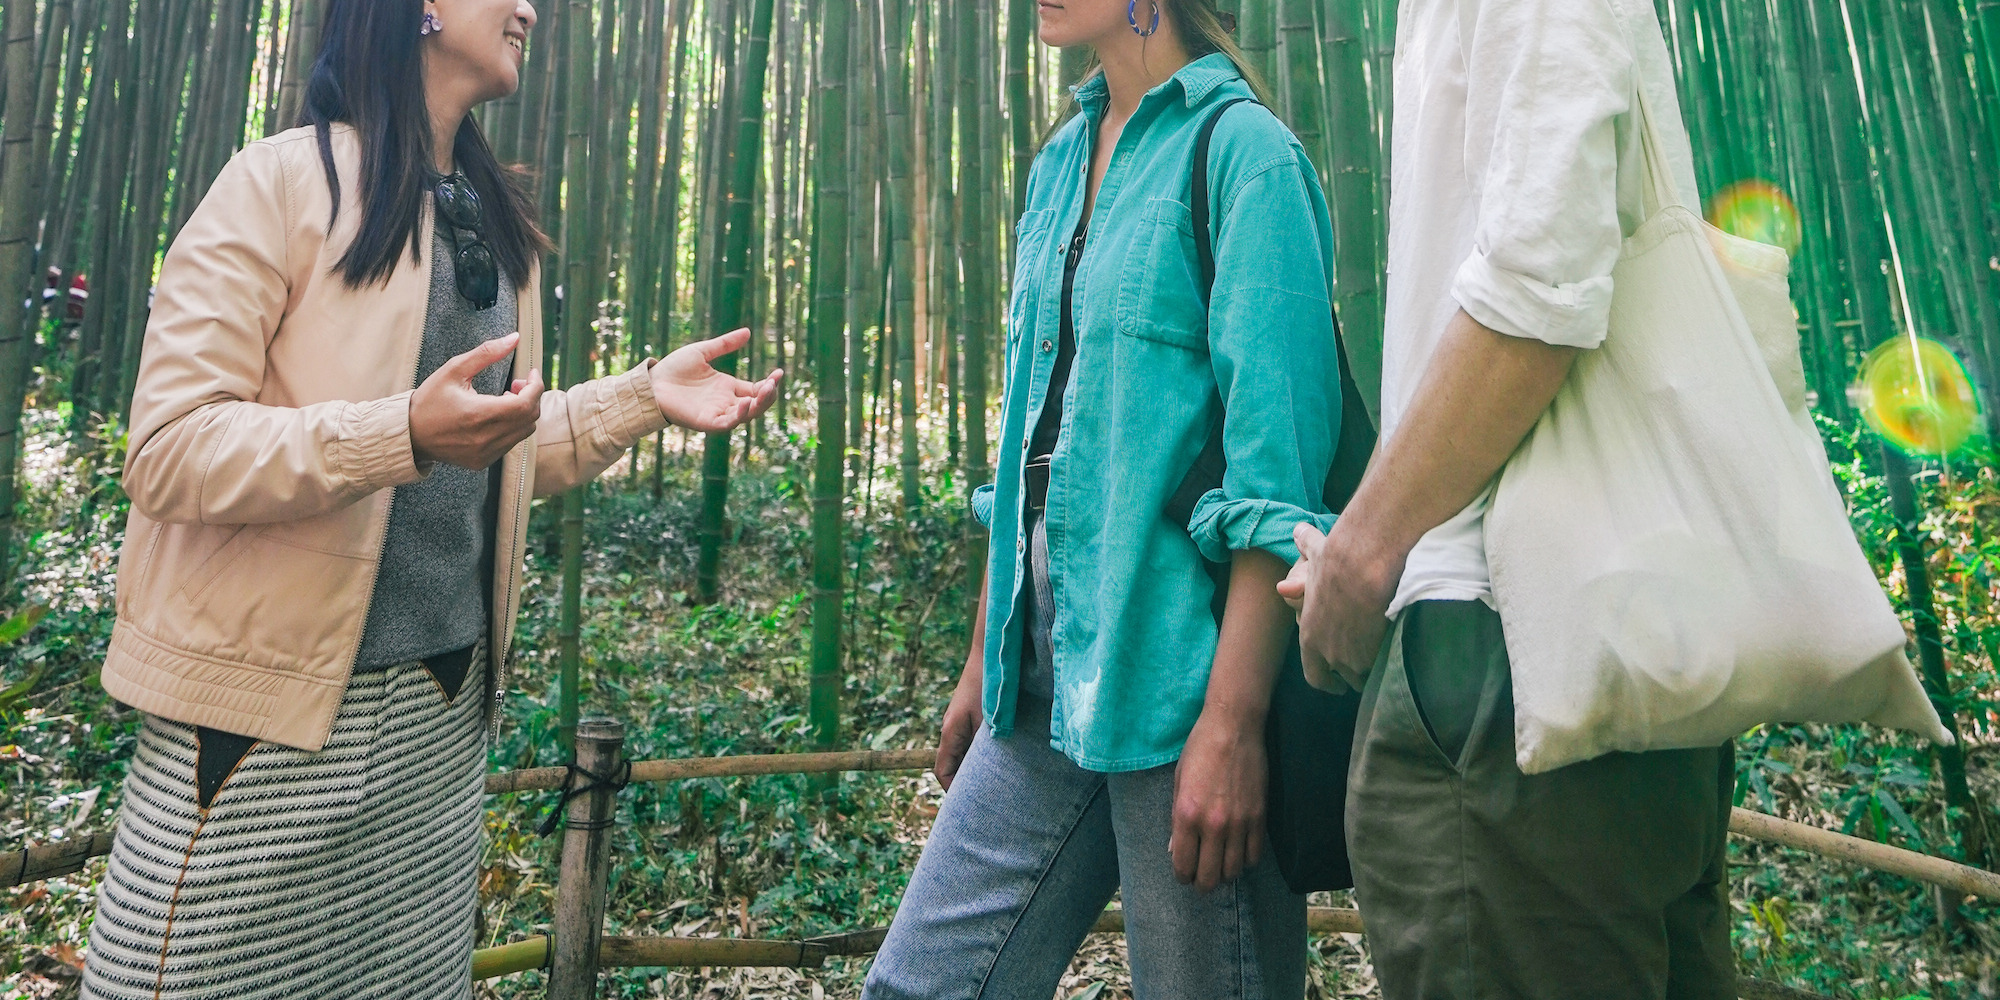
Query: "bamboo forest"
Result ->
[[3, 0, 2000, 995]]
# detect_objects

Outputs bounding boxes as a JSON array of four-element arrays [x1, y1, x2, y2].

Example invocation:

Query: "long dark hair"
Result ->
[[300, 0, 547, 289]]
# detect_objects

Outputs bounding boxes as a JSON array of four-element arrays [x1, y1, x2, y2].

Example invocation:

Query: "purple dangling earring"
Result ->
[[1127, 0, 1160, 37], [420, 10, 443, 36]]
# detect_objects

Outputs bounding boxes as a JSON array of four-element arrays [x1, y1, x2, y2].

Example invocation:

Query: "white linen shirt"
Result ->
[[1382, 0, 1703, 615]]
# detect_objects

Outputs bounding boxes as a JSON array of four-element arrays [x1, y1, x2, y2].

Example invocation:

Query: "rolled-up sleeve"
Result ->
[[971, 483, 996, 528], [1190, 135, 1340, 566], [1449, 0, 1635, 349]]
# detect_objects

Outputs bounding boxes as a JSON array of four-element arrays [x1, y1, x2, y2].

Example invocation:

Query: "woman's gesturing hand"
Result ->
[[1171, 709, 1268, 894], [410, 332, 544, 470], [652, 328, 783, 432]]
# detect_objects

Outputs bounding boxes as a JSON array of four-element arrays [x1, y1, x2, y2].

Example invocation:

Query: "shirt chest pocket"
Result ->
[[1114, 198, 1208, 353], [1009, 209, 1058, 350]]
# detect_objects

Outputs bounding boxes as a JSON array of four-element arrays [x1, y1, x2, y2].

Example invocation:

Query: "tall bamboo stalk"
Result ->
[[1239, 0, 1277, 89], [956, 0, 989, 493], [881, 0, 922, 508], [1006, 0, 1033, 221], [1277, 0, 1326, 175], [810, 0, 854, 751], [557, 0, 596, 745], [0, 0, 41, 587], [273, 0, 317, 129], [696, 0, 777, 604], [1319, 0, 1382, 419], [844, 0, 876, 487], [70, 0, 131, 432]]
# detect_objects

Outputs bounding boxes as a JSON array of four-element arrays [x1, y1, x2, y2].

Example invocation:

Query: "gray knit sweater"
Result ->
[[354, 226, 518, 670]]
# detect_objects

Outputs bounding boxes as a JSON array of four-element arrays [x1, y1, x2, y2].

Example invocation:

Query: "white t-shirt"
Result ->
[[1382, 0, 1702, 615]]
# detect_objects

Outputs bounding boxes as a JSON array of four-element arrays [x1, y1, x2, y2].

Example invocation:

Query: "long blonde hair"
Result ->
[[1054, 0, 1275, 133]]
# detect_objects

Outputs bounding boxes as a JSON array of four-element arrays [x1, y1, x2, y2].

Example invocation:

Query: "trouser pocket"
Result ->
[[1399, 600, 1506, 769]]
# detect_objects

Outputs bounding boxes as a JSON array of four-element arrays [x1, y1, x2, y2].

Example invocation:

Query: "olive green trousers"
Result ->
[[1347, 599, 1737, 1000]]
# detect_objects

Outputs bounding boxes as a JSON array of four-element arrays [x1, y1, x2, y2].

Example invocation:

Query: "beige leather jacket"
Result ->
[[103, 124, 668, 750]]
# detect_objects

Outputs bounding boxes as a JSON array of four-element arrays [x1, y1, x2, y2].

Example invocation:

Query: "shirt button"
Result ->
[[1018, 537, 1027, 552], [1040, 339, 1054, 352]]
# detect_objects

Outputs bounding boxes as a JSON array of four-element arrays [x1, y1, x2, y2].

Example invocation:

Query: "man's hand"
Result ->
[[1171, 707, 1268, 893], [410, 332, 544, 470], [1277, 309, 1578, 692], [935, 657, 983, 791], [1278, 521, 1403, 693], [652, 328, 783, 432]]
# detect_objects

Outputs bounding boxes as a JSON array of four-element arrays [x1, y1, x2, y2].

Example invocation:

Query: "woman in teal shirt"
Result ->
[[864, 1, 1340, 997]]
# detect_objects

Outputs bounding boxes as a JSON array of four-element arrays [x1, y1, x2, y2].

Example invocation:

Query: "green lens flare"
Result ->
[[1853, 336, 1983, 456], [1707, 179, 1803, 256]]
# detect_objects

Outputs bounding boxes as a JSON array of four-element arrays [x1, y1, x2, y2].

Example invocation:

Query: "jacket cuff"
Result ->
[[970, 484, 996, 528], [334, 391, 426, 492], [1187, 490, 1335, 565], [598, 361, 671, 448], [1451, 247, 1613, 349]]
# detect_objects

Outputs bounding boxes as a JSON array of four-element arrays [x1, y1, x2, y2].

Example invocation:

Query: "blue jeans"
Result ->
[[863, 696, 1307, 1000]]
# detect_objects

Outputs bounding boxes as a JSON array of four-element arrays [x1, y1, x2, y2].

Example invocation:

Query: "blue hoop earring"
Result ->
[[1128, 0, 1160, 37]]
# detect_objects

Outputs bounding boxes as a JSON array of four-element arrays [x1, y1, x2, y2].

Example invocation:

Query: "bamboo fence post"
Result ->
[[547, 717, 627, 1000]]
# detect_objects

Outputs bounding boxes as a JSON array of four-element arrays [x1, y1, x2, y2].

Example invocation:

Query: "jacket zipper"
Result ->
[[490, 446, 527, 733]]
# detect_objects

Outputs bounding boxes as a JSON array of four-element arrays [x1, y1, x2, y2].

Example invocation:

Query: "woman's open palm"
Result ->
[[651, 328, 783, 433]]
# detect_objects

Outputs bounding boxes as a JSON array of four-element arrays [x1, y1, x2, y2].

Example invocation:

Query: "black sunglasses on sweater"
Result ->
[[432, 173, 499, 311]]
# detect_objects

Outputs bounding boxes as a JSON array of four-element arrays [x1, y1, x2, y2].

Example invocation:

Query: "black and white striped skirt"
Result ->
[[82, 649, 489, 1000]]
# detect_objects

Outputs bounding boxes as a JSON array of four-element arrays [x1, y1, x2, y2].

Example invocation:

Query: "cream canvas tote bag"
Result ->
[[1484, 85, 1949, 775]]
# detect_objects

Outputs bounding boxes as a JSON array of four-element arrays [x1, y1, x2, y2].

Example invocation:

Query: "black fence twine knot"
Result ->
[[536, 759, 633, 837]]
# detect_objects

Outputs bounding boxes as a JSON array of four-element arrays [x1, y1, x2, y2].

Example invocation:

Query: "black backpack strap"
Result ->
[[1190, 98, 1257, 300], [1165, 98, 1257, 540], [1166, 97, 1379, 553]]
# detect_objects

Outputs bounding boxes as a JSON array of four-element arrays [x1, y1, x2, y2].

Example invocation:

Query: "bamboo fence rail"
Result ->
[[7, 732, 1980, 999], [467, 907, 1368, 980], [8, 746, 1999, 900]]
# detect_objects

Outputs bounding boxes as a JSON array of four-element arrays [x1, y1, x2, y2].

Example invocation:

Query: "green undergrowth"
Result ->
[[1, 409, 1996, 998]]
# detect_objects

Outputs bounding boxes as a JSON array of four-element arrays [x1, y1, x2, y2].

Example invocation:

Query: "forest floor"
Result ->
[[3, 404, 1999, 999]]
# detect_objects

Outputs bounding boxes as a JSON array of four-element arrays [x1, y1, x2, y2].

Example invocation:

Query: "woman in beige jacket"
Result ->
[[80, 0, 778, 996]]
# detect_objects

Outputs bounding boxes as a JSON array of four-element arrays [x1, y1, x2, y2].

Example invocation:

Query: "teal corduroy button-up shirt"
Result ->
[[970, 54, 1342, 771]]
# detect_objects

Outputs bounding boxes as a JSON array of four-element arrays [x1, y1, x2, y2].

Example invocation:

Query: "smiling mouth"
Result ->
[[506, 35, 525, 54]]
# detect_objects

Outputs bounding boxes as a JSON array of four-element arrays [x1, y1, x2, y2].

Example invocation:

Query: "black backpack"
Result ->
[[1162, 97, 1379, 895]]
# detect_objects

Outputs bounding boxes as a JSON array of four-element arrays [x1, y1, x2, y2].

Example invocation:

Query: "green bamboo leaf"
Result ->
[[0, 604, 49, 644], [0, 663, 44, 710], [1873, 790, 1926, 851]]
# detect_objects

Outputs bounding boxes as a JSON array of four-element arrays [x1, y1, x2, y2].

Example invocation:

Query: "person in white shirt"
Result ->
[[1279, 0, 1737, 995]]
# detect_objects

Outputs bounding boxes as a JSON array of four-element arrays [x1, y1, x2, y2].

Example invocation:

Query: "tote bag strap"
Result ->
[[1632, 79, 1690, 221]]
